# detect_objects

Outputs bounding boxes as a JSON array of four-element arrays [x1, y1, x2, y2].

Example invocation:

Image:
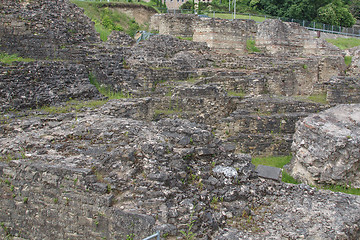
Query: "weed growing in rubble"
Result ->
[[0, 52, 34, 64], [180, 208, 196, 240], [126, 233, 135, 240], [89, 72, 132, 99], [344, 56, 352, 66], [246, 40, 260, 53]]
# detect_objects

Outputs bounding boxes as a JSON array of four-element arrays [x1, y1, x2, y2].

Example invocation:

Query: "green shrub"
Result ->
[[344, 56, 352, 66], [246, 40, 260, 53]]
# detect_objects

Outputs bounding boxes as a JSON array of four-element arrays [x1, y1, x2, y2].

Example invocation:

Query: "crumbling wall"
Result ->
[[193, 18, 257, 54], [326, 76, 360, 104], [0, 61, 102, 112], [0, 0, 99, 60], [257, 19, 343, 56], [0, 161, 155, 239], [150, 14, 196, 38]]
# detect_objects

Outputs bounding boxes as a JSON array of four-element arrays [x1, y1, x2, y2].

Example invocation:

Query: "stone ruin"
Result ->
[[1, 1, 360, 239]]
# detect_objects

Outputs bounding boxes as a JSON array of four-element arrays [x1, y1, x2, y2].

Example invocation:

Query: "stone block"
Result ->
[[256, 165, 282, 181]]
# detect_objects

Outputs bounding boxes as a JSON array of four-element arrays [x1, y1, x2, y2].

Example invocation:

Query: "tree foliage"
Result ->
[[242, 0, 357, 26], [317, 0, 356, 27]]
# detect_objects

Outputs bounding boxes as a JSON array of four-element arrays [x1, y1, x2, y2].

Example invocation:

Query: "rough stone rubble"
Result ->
[[1, 0, 360, 239]]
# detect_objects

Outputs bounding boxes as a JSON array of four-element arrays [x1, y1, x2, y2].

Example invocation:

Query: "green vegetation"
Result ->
[[326, 37, 360, 50], [307, 93, 328, 104], [214, 13, 267, 22], [71, 1, 145, 40], [40, 99, 108, 114], [227, 90, 247, 97], [252, 155, 292, 169], [246, 39, 260, 53], [0, 52, 34, 64], [253, 155, 360, 195], [319, 184, 360, 195], [180, 207, 196, 240], [181, 0, 357, 27], [252, 155, 300, 184], [344, 56, 352, 66], [89, 72, 132, 99], [176, 36, 193, 41]]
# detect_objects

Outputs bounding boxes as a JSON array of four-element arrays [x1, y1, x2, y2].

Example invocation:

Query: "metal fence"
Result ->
[[161, 8, 360, 38], [142, 231, 160, 240], [76, 0, 360, 37]]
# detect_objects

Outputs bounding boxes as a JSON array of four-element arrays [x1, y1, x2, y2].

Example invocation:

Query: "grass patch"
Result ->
[[41, 99, 108, 114], [246, 40, 260, 53], [326, 38, 360, 50], [227, 90, 246, 97], [319, 184, 360, 196], [154, 109, 182, 115], [71, 1, 143, 40], [176, 36, 193, 41], [252, 155, 300, 184], [344, 56, 352, 66], [307, 93, 328, 104], [214, 13, 267, 22], [0, 52, 34, 64]]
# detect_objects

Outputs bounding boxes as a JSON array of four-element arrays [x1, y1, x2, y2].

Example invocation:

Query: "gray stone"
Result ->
[[256, 165, 282, 182], [288, 104, 360, 188], [213, 166, 238, 178]]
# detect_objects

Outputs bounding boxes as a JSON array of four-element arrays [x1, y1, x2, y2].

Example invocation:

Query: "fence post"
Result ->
[[302, 20, 304, 27]]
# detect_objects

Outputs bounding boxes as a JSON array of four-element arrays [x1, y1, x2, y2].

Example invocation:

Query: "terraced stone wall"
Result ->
[[0, 161, 155, 239], [193, 18, 257, 54], [0, 0, 99, 60], [0, 61, 101, 112]]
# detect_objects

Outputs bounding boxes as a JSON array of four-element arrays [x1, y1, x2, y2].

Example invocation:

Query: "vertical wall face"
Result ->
[[193, 18, 257, 54], [0, 0, 99, 59], [0, 161, 155, 240], [256, 19, 344, 56], [150, 14, 197, 38]]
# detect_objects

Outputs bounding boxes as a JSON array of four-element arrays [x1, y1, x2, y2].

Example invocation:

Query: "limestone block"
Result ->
[[288, 104, 360, 187]]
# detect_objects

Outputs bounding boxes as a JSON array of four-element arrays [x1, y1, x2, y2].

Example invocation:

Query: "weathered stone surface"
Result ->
[[0, 61, 102, 112], [257, 19, 343, 56], [256, 165, 282, 181], [288, 104, 360, 188], [326, 76, 360, 104]]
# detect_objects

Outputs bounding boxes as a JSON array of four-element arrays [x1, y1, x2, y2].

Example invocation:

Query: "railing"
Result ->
[[162, 8, 360, 38], [142, 231, 160, 240], [75, 1, 360, 37]]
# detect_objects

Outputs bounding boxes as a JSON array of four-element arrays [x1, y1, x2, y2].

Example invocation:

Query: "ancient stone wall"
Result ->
[[193, 18, 257, 55], [0, 161, 155, 239], [326, 76, 360, 104], [150, 14, 197, 38], [0, 0, 99, 60], [0, 61, 102, 112], [257, 19, 343, 56]]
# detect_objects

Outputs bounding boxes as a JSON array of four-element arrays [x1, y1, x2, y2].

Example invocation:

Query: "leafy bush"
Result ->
[[317, 1, 356, 27]]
